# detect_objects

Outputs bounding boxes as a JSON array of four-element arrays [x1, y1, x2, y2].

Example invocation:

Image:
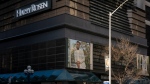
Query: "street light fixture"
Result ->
[[24, 65, 34, 84], [108, 0, 128, 84]]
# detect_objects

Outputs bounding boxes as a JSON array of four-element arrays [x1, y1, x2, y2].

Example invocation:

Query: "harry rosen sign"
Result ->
[[15, 0, 51, 18]]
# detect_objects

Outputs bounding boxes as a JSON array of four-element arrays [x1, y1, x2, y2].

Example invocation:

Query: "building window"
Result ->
[[146, 25, 150, 55], [146, 6, 150, 21], [147, 0, 150, 2]]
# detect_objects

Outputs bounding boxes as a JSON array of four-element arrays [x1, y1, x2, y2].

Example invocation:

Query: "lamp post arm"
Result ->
[[111, 0, 128, 15]]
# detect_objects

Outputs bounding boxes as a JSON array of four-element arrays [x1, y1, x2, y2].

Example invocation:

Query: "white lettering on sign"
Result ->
[[16, 1, 49, 18]]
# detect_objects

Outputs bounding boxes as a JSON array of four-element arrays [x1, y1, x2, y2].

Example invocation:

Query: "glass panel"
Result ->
[[0, 38, 66, 74]]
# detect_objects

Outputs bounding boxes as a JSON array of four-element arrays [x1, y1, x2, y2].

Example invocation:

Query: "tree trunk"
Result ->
[[119, 78, 123, 84]]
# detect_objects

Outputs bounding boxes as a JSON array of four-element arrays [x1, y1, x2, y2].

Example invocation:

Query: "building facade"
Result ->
[[0, 0, 149, 84]]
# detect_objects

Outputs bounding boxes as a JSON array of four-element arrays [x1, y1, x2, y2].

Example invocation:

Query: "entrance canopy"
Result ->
[[0, 69, 101, 83]]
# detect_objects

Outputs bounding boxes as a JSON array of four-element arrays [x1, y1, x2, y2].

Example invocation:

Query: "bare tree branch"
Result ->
[[103, 38, 141, 84]]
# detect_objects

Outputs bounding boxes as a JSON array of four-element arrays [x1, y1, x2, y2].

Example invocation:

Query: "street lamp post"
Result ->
[[108, 0, 128, 84], [24, 65, 34, 84]]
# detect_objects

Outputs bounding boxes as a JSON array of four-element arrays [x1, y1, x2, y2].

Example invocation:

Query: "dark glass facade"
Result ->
[[0, 38, 66, 74]]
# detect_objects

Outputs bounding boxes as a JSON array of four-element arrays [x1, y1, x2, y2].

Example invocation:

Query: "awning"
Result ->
[[0, 69, 101, 83]]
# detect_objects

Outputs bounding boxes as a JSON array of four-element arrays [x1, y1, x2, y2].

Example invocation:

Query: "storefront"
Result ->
[[0, 0, 149, 84], [0, 69, 101, 84]]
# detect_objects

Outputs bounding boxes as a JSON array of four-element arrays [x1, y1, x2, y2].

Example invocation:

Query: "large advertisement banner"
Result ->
[[137, 54, 149, 76], [68, 39, 93, 70]]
